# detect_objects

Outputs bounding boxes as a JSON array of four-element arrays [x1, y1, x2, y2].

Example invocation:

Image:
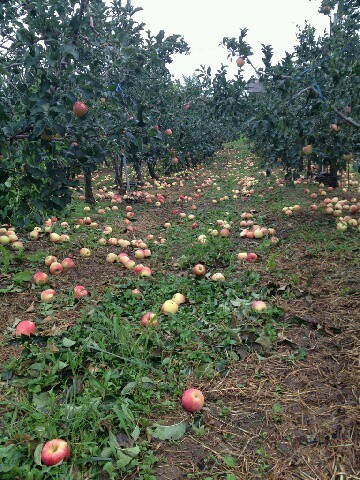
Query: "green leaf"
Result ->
[[223, 455, 237, 468], [121, 381, 137, 395], [115, 446, 140, 468], [0, 444, 21, 472], [33, 443, 43, 466], [32, 391, 53, 412], [148, 421, 187, 441], [12, 271, 33, 284], [131, 425, 140, 441], [61, 44, 79, 60], [62, 338, 76, 347]]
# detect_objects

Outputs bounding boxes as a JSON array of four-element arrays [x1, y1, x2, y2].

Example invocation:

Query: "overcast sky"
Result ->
[[121, 0, 330, 81]]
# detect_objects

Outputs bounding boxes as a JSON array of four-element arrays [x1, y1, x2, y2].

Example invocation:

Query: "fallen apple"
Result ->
[[41, 438, 70, 466], [41, 289, 57, 303], [33, 272, 49, 286], [193, 264, 206, 276], [15, 320, 36, 336], [161, 299, 179, 315], [181, 388, 204, 413]]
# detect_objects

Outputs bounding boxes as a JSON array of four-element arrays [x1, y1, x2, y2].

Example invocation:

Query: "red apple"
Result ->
[[181, 388, 204, 412], [74, 285, 89, 299], [49, 262, 63, 275], [41, 438, 70, 466], [41, 289, 57, 302], [61, 257, 76, 269], [141, 312, 158, 326], [44, 255, 57, 267], [139, 266, 152, 277], [165, 128, 172, 136], [73, 101, 88, 118], [236, 57, 245, 67], [15, 320, 36, 336], [193, 264, 206, 276], [246, 253, 258, 262], [251, 300, 267, 312], [172, 293, 186, 305], [33, 272, 48, 286]]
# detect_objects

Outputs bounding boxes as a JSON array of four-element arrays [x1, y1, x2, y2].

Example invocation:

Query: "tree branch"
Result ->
[[295, 85, 360, 128]]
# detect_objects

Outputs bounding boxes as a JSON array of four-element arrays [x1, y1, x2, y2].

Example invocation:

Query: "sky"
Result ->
[[119, 0, 331, 81]]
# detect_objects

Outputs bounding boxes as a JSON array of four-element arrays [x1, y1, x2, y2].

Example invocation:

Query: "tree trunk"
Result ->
[[83, 169, 96, 205], [113, 154, 125, 193], [329, 160, 339, 187], [306, 157, 312, 177], [147, 160, 159, 180], [134, 163, 144, 186]]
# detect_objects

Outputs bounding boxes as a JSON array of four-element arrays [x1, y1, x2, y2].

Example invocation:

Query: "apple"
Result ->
[[49, 262, 63, 275], [254, 229, 264, 239], [0, 235, 10, 245], [139, 266, 152, 277], [181, 388, 204, 413], [236, 57, 245, 68], [133, 264, 145, 275], [61, 257, 76, 269], [106, 252, 118, 263], [172, 293, 186, 305], [7, 233, 18, 242], [12, 241, 24, 250], [211, 272, 225, 282], [41, 438, 70, 466], [141, 312, 158, 326], [74, 285, 89, 299], [15, 320, 36, 336], [29, 230, 40, 240], [124, 260, 136, 270], [252, 300, 267, 312], [33, 272, 48, 286], [131, 288, 142, 297], [302, 145, 313, 155], [220, 228, 230, 237], [165, 128, 172, 136], [237, 252, 248, 260], [41, 289, 57, 302], [193, 264, 206, 276], [135, 249, 145, 259], [79, 247, 91, 257], [73, 101, 88, 118], [161, 299, 179, 315], [246, 253, 258, 262], [45, 255, 57, 266], [49, 232, 61, 243]]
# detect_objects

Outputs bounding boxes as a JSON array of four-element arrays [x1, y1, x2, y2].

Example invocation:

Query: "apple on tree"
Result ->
[[73, 101, 88, 118]]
